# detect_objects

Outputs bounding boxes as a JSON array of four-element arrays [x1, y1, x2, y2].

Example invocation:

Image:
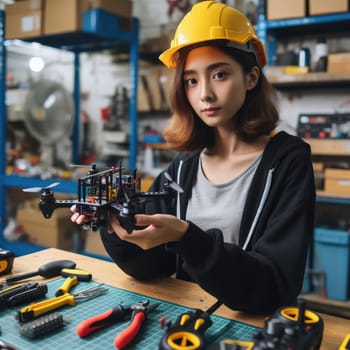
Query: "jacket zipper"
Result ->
[[242, 167, 275, 250]]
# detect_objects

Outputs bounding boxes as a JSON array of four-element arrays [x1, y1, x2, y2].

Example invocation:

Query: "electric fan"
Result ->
[[23, 80, 74, 174]]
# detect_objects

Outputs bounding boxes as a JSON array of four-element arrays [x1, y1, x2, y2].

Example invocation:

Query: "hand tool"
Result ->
[[19, 312, 65, 339], [0, 340, 17, 350], [6, 283, 47, 307], [17, 284, 108, 322], [55, 276, 78, 297], [0, 249, 14, 276], [55, 268, 93, 296], [61, 268, 92, 282], [159, 300, 222, 350], [0, 282, 47, 307], [76, 300, 159, 349], [339, 334, 350, 350], [6, 260, 76, 283]]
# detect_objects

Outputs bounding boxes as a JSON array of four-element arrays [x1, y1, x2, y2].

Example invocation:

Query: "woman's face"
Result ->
[[183, 45, 258, 130]]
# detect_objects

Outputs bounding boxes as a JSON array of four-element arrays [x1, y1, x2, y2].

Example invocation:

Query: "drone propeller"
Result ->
[[23, 182, 60, 193], [164, 172, 184, 193]]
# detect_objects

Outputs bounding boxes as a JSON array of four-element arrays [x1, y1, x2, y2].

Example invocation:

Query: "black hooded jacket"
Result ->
[[100, 131, 315, 314]]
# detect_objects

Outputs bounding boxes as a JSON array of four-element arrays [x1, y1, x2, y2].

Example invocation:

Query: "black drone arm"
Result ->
[[39, 196, 76, 219]]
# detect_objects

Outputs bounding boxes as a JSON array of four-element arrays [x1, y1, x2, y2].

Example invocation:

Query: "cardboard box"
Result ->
[[44, 0, 132, 35], [327, 53, 350, 74], [44, 0, 89, 34], [5, 0, 43, 39], [90, 0, 132, 19], [16, 199, 78, 250], [267, 0, 306, 20], [324, 168, 350, 194], [309, 0, 349, 15], [138, 75, 152, 112], [84, 230, 109, 257], [138, 65, 174, 112]]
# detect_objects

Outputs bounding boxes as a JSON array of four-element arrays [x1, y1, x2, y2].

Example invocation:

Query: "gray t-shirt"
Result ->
[[186, 153, 262, 244]]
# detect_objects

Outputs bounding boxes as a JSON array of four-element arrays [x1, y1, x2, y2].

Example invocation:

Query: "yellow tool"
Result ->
[[55, 276, 78, 297], [55, 268, 93, 296], [339, 334, 350, 350], [18, 284, 108, 322], [61, 268, 92, 282]]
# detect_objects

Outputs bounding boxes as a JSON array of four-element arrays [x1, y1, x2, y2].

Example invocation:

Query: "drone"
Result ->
[[23, 163, 183, 233]]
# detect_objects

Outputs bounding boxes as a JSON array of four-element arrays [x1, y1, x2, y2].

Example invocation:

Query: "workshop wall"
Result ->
[[6, 0, 350, 170]]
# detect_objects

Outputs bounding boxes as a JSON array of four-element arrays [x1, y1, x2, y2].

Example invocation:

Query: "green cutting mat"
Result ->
[[0, 278, 259, 349]]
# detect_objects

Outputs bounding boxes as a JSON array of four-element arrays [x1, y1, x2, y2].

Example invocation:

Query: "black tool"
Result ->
[[19, 312, 65, 339], [159, 300, 222, 350], [5, 260, 76, 283], [0, 282, 47, 307], [7, 284, 48, 307], [0, 249, 14, 276]]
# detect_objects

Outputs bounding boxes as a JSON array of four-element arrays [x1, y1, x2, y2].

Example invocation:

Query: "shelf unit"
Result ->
[[257, 1, 350, 89], [257, 1, 350, 313], [0, 7, 139, 255]]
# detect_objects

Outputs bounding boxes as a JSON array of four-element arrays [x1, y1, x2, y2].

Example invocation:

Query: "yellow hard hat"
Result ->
[[159, 0, 267, 68]]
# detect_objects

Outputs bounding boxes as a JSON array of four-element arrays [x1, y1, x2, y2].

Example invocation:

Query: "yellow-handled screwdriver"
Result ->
[[18, 284, 108, 322]]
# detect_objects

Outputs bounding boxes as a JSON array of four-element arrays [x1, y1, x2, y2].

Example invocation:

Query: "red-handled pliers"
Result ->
[[76, 300, 159, 349]]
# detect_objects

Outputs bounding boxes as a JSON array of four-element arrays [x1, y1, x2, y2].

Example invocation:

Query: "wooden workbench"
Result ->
[[6, 248, 350, 349]]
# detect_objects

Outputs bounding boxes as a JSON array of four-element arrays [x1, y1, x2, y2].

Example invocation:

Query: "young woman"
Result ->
[[72, 1, 315, 314]]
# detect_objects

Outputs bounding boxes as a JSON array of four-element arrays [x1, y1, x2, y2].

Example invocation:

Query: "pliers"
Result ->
[[18, 284, 108, 322], [76, 300, 159, 349]]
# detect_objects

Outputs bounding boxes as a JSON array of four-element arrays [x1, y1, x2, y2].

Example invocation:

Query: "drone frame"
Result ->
[[30, 164, 182, 233]]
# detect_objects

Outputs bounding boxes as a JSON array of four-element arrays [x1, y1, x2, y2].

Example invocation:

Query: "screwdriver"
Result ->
[[6, 260, 76, 283]]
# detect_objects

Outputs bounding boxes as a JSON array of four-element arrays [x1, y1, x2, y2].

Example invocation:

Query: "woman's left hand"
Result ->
[[108, 214, 189, 250]]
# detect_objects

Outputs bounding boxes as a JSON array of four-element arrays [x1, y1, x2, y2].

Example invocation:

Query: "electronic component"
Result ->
[[297, 113, 350, 139]]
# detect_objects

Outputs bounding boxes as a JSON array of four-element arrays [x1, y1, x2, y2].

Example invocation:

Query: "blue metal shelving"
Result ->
[[257, 1, 350, 65], [0, 8, 139, 255], [256, 0, 350, 201]]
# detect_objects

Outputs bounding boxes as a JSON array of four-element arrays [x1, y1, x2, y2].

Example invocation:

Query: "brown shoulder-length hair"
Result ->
[[162, 41, 279, 152]]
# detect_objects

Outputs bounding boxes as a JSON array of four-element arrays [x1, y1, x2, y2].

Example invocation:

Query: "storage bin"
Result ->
[[314, 227, 350, 301]]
